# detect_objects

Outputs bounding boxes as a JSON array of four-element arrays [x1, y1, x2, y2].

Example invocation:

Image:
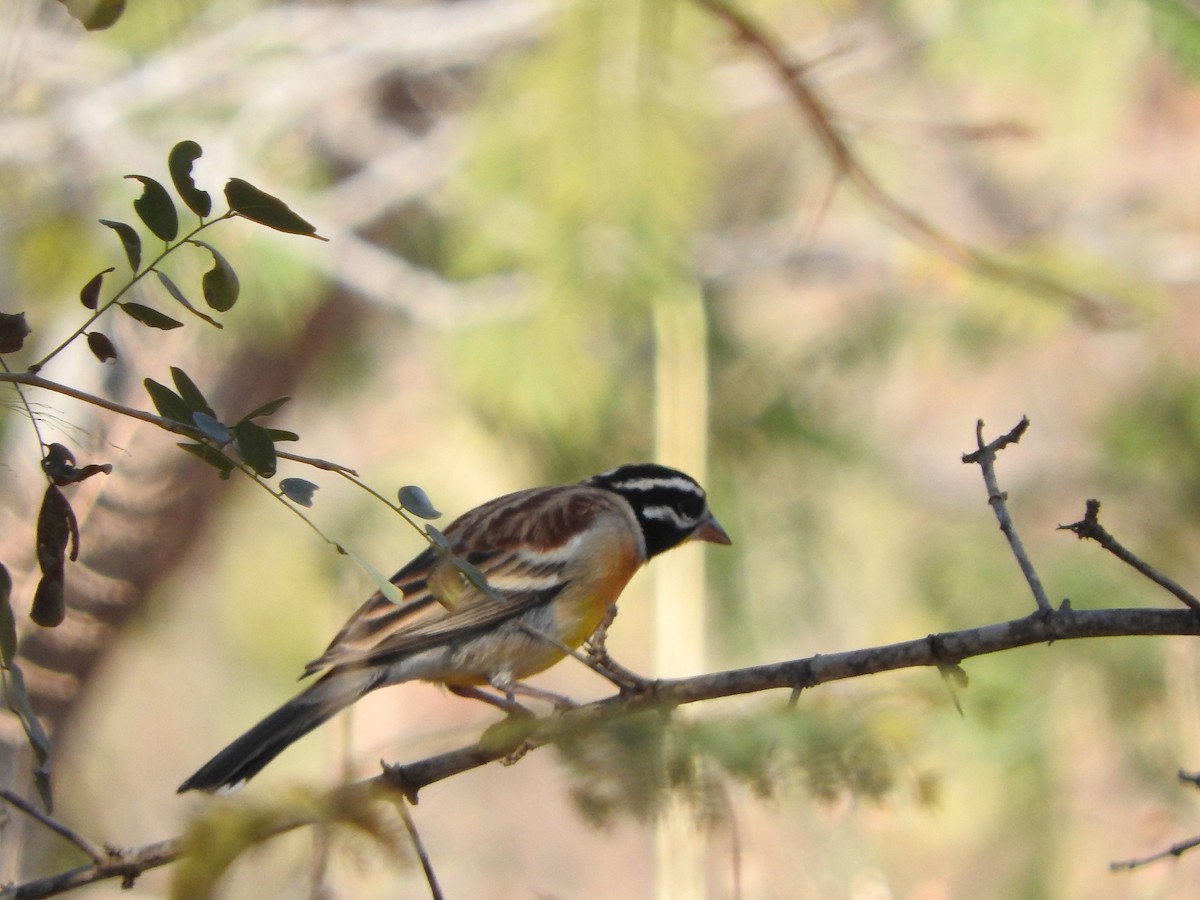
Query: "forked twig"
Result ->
[[1059, 499, 1200, 613], [1111, 834, 1200, 872], [961, 417, 1052, 612], [395, 801, 445, 900], [1107, 771, 1200, 870]]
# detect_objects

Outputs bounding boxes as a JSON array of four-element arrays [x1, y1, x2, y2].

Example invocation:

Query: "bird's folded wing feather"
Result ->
[[301, 548, 568, 674], [302, 486, 616, 675]]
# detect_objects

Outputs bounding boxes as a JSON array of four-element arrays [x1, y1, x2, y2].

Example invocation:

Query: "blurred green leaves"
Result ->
[[1144, 0, 1200, 78], [556, 702, 909, 828], [446, 0, 716, 467], [56, 0, 125, 31], [173, 787, 410, 899]]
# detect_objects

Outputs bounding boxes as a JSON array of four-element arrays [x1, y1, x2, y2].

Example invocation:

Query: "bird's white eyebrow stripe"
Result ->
[[641, 505, 695, 527], [609, 476, 703, 495]]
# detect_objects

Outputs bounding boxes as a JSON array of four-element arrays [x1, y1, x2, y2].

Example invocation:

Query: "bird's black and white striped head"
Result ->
[[584, 463, 731, 559]]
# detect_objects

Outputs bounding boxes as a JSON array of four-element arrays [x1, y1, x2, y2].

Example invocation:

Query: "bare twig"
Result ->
[[691, 0, 1115, 323], [584, 606, 655, 694], [1109, 772, 1200, 870], [0, 789, 106, 865], [0, 839, 180, 899], [1059, 499, 1200, 613], [5, 605, 1199, 899], [395, 801, 444, 900], [961, 418, 1052, 612], [1110, 833, 1200, 871]]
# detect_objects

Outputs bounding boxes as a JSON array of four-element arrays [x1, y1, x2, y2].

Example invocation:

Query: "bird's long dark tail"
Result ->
[[178, 668, 377, 794]]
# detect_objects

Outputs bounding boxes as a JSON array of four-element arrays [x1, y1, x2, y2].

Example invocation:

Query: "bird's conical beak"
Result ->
[[694, 514, 732, 546]]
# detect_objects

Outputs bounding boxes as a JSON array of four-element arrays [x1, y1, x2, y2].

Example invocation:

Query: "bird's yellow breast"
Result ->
[[438, 509, 645, 685], [549, 520, 643, 649]]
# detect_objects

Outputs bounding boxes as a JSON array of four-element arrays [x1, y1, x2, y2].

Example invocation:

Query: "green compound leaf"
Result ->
[[280, 478, 319, 508], [4, 662, 54, 811], [168, 140, 212, 218], [233, 420, 277, 478], [0, 312, 30, 354], [79, 267, 114, 309], [224, 178, 327, 240], [178, 443, 236, 478], [243, 396, 291, 420], [343, 549, 406, 607], [191, 240, 240, 312], [99, 219, 142, 272], [398, 485, 441, 520], [56, 0, 126, 30], [126, 175, 179, 242], [0, 563, 15, 665], [154, 270, 222, 328], [144, 378, 194, 424], [120, 302, 183, 331], [191, 413, 231, 444], [170, 366, 216, 419], [86, 332, 117, 363]]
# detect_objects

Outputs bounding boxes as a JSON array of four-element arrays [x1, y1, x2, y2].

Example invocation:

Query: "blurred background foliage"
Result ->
[[4, 0, 1200, 897]]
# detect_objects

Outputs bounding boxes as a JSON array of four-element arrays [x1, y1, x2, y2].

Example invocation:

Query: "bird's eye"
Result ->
[[678, 493, 705, 520]]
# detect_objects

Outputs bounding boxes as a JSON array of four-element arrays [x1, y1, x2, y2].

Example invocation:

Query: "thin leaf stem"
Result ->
[[28, 212, 235, 374]]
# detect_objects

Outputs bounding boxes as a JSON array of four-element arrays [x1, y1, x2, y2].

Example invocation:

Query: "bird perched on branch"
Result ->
[[179, 463, 730, 793]]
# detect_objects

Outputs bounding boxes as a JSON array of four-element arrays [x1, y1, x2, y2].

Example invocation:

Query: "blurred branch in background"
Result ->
[[693, 0, 1122, 324]]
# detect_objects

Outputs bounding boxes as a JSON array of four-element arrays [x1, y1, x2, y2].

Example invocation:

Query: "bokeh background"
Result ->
[[4, 0, 1200, 897]]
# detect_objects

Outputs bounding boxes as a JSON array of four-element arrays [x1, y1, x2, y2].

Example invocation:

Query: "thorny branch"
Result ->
[[5, 417, 1200, 895], [962, 417, 1053, 612], [1110, 834, 1200, 872], [5, 605, 1200, 898], [1060, 499, 1200, 613]]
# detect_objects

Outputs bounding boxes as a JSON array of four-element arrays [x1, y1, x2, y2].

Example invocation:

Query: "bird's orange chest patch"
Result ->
[[550, 523, 644, 648]]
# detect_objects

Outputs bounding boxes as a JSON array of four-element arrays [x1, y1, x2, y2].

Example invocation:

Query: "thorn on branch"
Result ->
[[785, 658, 819, 710], [962, 418, 1052, 613], [1059, 499, 1200, 613], [380, 762, 421, 805], [960, 416, 1030, 465], [1179, 770, 1200, 789], [1111, 771, 1200, 870], [1111, 832, 1200, 871], [926, 634, 969, 716]]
